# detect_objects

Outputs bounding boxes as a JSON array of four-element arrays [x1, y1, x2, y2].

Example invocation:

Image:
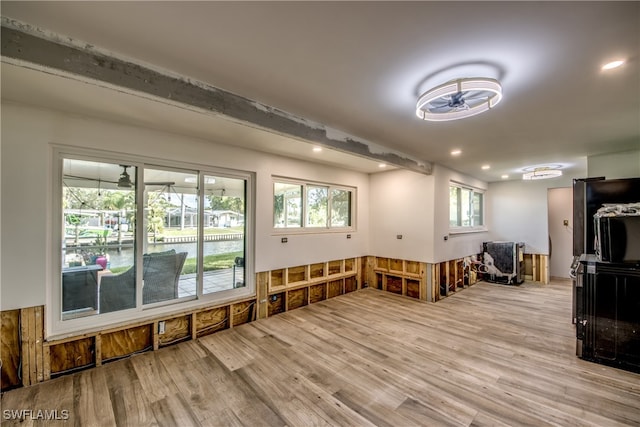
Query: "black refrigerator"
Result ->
[[576, 255, 640, 373], [572, 177, 640, 373], [572, 177, 640, 257], [571, 177, 640, 321]]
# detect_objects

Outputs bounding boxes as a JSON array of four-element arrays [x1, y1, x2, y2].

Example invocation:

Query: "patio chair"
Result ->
[[100, 250, 187, 313]]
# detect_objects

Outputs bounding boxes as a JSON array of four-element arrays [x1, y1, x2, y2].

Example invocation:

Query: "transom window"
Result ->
[[449, 182, 484, 231], [273, 178, 354, 230], [56, 150, 252, 330]]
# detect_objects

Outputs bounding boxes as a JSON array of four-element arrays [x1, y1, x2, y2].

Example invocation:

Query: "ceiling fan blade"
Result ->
[[144, 181, 176, 186], [428, 96, 453, 107], [64, 175, 179, 188], [430, 105, 455, 112], [64, 174, 118, 184], [461, 90, 491, 101]]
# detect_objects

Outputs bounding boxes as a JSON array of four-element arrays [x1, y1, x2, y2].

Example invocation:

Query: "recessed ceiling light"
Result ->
[[481, 165, 490, 170], [451, 149, 462, 156], [501, 174, 509, 179], [602, 60, 625, 70], [312, 147, 322, 152], [378, 163, 387, 168]]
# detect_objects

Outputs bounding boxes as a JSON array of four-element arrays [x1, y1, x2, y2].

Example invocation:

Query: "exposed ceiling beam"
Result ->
[[1, 19, 432, 175]]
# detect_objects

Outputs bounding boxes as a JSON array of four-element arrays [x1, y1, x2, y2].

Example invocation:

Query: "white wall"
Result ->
[[369, 169, 435, 262], [432, 164, 489, 263], [547, 187, 573, 278], [487, 175, 577, 255], [368, 165, 489, 264], [587, 149, 640, 179], [0, 102, 370, 310]]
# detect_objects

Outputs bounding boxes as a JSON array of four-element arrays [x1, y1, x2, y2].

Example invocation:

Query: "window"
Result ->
[[273, 178, 354, 230], [449, 183, 484, 231], [56, 150, 252, 330], [273, 182, 302, 228]]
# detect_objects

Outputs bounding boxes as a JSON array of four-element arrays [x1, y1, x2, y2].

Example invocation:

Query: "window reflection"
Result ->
[[61, 158, 249, 321], [203, 175, 246, 294], [62, 160, 137, 318]]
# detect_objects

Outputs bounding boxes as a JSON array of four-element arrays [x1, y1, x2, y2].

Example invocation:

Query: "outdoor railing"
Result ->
[[162, 233, 244, 243]]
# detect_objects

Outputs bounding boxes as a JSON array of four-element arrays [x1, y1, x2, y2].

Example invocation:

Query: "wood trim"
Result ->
[[18, 306, 45, 386], [524, 254, 549, 284]]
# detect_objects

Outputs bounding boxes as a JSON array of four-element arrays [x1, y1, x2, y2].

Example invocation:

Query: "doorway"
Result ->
[[548, 187, 573, 279]]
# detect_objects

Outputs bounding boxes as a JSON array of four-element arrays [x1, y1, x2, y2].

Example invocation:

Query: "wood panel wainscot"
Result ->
[[259, 257, 361, 318], [1, 307, 48, 389], [1, 310, 22, 390], [0, 297, 256, 389], [372, 257, 429, 301]]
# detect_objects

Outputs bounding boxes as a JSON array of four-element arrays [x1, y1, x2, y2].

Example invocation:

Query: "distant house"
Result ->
[[165, 207, 243, 228], [210, 210, 244, 228]]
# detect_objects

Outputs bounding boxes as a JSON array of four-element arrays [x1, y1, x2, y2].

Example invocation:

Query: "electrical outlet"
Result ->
[[281, 237, 288, 243], [396, 234, 403, 239], [563, 219, 569, 226], [158, 321, 165, 335]]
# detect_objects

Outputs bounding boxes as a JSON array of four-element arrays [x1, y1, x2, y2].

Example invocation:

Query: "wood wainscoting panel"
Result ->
[[328, 260, 343, 276], [328, 279, 344, 298], [20, 306, 45, 385], [386, 276, 403, 295], [287, 288, 308, 311], [49, 337, 94, 376], [196, 306, 229, 337], [406, 279, 421, 299], [309, 283, 327, 303], [1, 309, 21, 389], [101, 325, 153, 362], [345, 276, 357, 294], [232, 300, 256, 327], [268, 293, 286, 317], [287, 265, 307, 284], [158, 315, 191, 347], [310, 262, 326, 279]]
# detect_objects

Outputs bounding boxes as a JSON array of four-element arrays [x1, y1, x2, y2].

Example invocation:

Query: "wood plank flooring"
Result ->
[[2, 280, 640, 426]]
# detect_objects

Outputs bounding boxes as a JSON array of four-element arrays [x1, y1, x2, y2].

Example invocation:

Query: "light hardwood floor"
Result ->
[[2, 280, 639, 426]]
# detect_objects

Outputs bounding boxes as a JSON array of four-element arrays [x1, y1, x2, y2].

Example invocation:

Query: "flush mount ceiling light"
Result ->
[[522, 167, 563, 180], [416, 77, 502, 122]]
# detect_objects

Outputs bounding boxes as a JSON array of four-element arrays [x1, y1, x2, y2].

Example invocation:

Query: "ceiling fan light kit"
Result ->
[[522, 167, 563, 180], [416, 77, 502, 122]]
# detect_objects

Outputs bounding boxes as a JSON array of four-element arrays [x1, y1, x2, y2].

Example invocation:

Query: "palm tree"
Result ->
[[102, 191, 134, 247], [146, 192, 169, 243]]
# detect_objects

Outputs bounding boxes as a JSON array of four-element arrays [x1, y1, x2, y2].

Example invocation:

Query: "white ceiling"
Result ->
[[2, 1, 639, 181]]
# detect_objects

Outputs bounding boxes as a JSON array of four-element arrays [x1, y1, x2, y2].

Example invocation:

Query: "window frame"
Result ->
[[272, 177, 356, 233], [449, 181, 486, 234], [50, 145, 255, 338]]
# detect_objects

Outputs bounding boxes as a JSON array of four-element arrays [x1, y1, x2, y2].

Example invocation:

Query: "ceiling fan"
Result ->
[[64, 164, 174, 188], [428, 89, 488, 112], [416, 77, 502, 122], [117, 165, 132, 188]]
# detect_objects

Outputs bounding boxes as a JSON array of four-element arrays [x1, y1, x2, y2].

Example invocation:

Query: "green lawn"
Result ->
[[109, 251, 243, 275], [182, 251, 243, 274]]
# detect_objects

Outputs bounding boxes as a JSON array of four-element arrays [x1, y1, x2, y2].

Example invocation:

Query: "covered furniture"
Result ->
[[62, 264, 102, 312], [99, 250, 187, 313]]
